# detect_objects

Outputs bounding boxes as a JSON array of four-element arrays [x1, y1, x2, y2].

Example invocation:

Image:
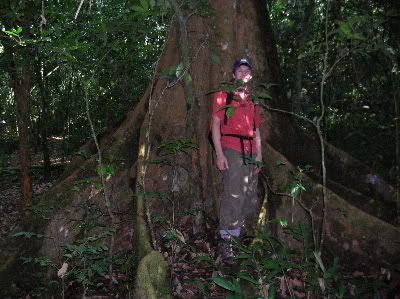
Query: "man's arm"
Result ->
[[212, 116, 229, 170]]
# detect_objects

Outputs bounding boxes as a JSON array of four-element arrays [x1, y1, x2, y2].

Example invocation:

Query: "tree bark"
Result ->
[[10, 57, 33, 207], [2, 0, 36, 208], [35, 58, 51, 174]]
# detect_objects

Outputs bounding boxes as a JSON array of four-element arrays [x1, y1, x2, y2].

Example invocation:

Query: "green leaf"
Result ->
[[175, 62, 184, 78], [132, 4, 145, 12], [210, 53, 222, 65], [195, 255, 214, 263], [226, 106, 236, 118], [149, 0, 156, 8], [289, 181, 306, 198], [262, 259, 281, 270], [20, 256, 55, 268], [160, 63, 183, 78], [257, 92, 272, 100], [268, 283, 276, 299], [96, 164, 116, 177], [264, 269, 280, 282], [236, 253, 252, 259], [193, 279, 209, 296], [231, 279, 242, 293], [20, 257, 33, 264], [237, 273, 258, 285], [152, 215, 168, 225], [337, 283, 346, 298], [163, 229, 185, 243], [212, 277, 240, 293], [221, 83, 236, 94], [259, 82, 278, 89], [2, 27, 23, 37], [184, 74, 192, 85], [313, 250, 325, 273], [218, 105, 236, 118], [337, 21, 366, 41], [140, 0, 149, 10], [244, 157, 263, 168], [91, 260, 108, 275], [206, 88, 220, 95], [94, 181, 102, 190], [269, 217, 288, 227], [338, 21, 352, 36], [13, 231, 43, 239], [36, 257, 55, 267]]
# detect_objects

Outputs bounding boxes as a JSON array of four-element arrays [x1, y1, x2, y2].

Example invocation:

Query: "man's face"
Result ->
[[233, 65, 252, 83]]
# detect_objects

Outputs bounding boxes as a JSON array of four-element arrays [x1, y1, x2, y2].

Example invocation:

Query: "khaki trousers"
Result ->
[[219, 148, 259, 232]]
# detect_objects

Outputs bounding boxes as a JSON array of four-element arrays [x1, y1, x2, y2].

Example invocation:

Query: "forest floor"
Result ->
[[1, 139, 399, 298], [158, 214, 400, 299]]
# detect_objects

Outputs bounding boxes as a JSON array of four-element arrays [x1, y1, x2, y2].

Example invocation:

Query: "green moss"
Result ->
[[133, 157, 171, 298], [134, 250, 171, 299], [135, 212, 153, 261]]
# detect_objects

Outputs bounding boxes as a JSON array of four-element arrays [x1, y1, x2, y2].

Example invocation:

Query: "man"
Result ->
[[211, 58, 262, 263]]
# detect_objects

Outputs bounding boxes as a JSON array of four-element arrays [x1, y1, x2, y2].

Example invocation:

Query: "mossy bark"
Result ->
[[135, 250, 171, 299]]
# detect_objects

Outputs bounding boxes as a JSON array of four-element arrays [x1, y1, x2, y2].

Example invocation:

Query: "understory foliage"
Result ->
[[144, 138, 393, 298], [11, 187, 135, 298], [270, 0, 400, 183]]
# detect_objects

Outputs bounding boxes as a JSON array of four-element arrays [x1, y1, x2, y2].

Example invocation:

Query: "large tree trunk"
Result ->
[[1, 0, 399, 296], [2, 1, 36, 208]]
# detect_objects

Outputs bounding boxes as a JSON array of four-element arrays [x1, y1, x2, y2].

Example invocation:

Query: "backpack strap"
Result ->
[[253, 104, 256, 132]]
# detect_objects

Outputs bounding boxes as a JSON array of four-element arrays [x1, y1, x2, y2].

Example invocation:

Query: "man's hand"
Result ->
[[216, 154, 229, 170]]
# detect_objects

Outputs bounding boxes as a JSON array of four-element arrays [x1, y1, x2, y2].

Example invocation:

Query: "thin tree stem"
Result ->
[[316, 0, 331, 255], [74, 0, 85, 20], [84, 86, 115, 286], [394, 94, 400, 224]]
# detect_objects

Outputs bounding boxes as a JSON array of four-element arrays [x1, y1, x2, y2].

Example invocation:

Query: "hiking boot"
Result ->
[[217, 238, 236, 265]]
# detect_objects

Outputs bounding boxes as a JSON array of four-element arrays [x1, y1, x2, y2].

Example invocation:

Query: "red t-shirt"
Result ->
[[212, 90, 261, 154]]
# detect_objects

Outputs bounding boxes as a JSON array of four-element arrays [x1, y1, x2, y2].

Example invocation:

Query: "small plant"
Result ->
[[28, 202, 56, 219], [62, 232, 112, 295], [205, 223, 347, 298], [13, 231, 45, 239], [16, 254, 59, 298]]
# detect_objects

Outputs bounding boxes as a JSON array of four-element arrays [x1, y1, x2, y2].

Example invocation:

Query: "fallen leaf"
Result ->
[[279, 276, 287, 296], [352, 271, 364, 277], [57, 262, 68, 278], [318, 277, 325, 292]]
